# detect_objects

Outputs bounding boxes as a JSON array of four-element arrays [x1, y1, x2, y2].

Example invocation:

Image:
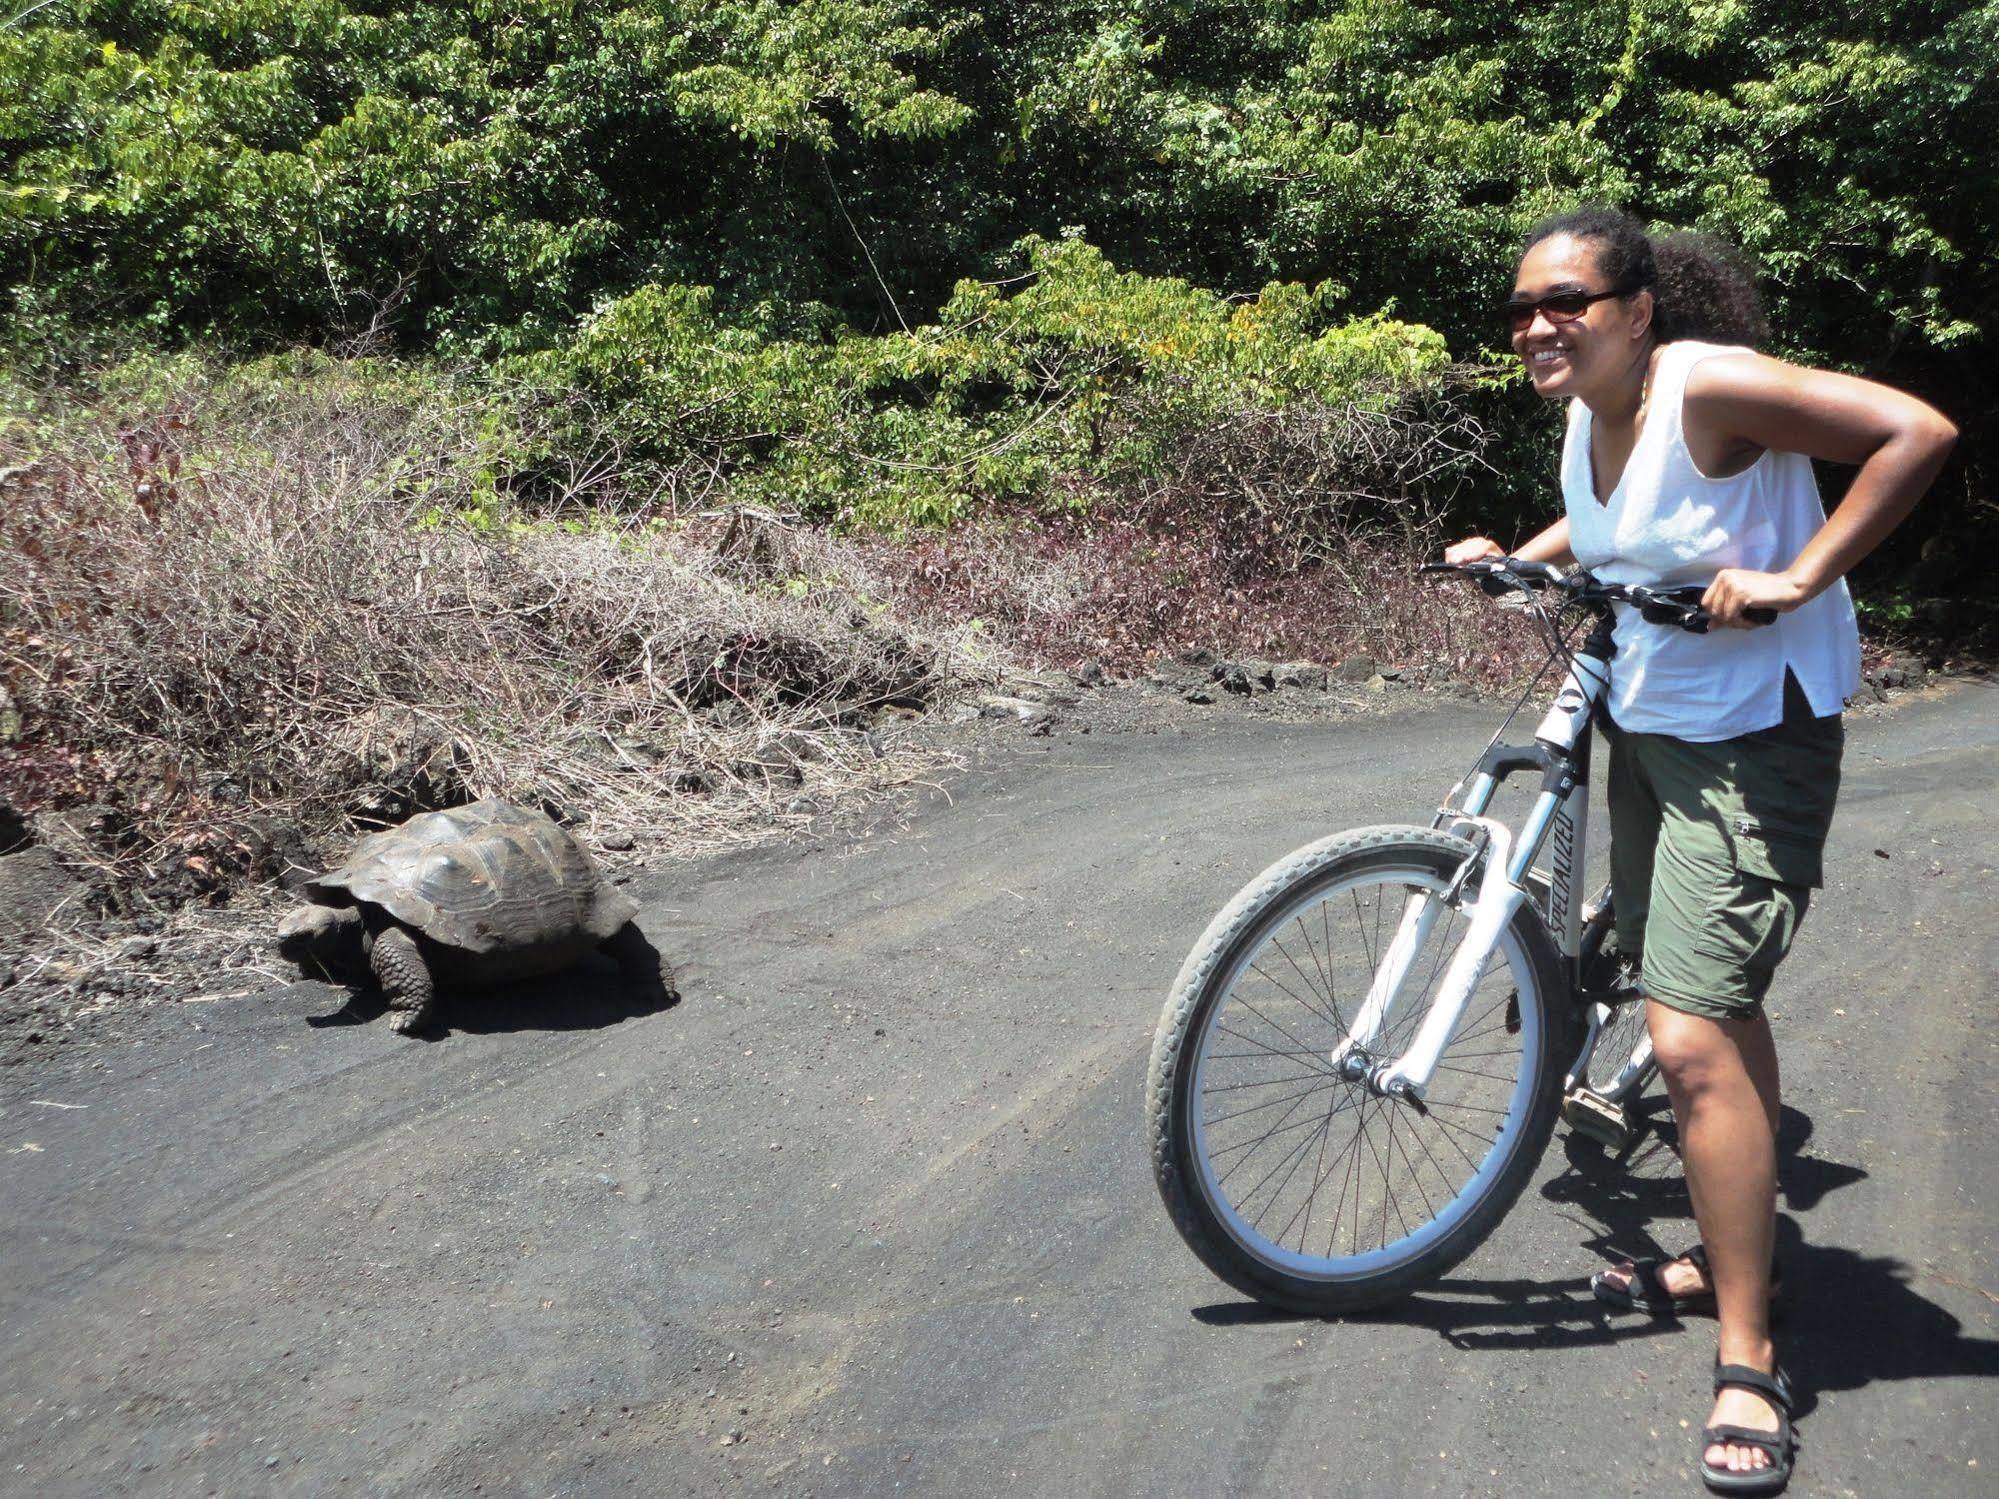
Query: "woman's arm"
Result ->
[[1684, 356, 1958, 626], [1444, 515, 1575, 567]]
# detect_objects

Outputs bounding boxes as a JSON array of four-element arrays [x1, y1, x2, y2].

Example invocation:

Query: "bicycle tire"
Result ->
[[1147, 825, 1571, 1313]]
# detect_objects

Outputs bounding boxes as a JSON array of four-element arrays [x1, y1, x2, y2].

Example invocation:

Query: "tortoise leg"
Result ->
[[370, 925, 438, 1034], [602, 921, 676, 1007]]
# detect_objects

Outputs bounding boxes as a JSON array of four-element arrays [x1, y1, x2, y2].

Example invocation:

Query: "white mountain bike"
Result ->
[[1145, 557, 1774, 1312]]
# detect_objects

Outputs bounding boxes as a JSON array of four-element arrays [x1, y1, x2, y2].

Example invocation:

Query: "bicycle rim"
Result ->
[[1183, 851, 1554, 1291]]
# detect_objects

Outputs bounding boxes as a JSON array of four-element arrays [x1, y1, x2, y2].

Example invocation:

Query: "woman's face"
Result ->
[[1509, 234, 1653, 401]]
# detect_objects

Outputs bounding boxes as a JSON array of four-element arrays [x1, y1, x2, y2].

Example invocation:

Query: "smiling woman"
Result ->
[[1446, 203, 1955, 1499]]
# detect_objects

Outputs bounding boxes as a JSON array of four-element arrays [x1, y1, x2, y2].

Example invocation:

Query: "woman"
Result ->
[[1446, 206, 1956, 1495]]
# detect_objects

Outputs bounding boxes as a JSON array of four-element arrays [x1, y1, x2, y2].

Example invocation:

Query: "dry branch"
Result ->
[[0, 365, 980, 909]]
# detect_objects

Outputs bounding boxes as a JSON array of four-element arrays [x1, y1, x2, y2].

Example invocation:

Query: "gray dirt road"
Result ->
[[3, 682, 1996, 1498]]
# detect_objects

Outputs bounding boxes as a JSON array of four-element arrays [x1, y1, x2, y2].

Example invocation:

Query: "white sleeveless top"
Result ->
[[1561, 339, 1860, 742]]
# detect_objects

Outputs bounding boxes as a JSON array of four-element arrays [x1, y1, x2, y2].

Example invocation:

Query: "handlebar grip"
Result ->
[[1681, 604, 1778, 634], [1648, 585, 1778, 631]]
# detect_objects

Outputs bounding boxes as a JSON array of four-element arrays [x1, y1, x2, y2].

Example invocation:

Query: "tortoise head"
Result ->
[[276, 902, 368, 981]]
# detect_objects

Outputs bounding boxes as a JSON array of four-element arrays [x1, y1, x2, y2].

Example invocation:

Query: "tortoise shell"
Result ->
[[304, 799, 636, 956]]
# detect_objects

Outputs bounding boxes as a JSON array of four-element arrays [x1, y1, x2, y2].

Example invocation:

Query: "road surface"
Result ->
[[4, 681, 1996, 1497]]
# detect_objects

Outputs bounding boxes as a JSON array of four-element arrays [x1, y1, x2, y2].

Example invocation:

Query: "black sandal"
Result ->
[[1592, 1243, 1782, 1317], [1700, 1361, 1797, 1495]]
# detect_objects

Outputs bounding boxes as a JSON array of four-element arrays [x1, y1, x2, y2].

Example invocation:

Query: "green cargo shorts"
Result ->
[[1603, 675, 1844, 1022]]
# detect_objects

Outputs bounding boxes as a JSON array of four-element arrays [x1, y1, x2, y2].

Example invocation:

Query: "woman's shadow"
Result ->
[[1546, 1101, 1999, 1407], [1196, 1101, 1999, 1414]]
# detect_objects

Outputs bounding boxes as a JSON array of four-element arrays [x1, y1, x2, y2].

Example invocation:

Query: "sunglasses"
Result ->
[[1500, 282, 1640, 334]]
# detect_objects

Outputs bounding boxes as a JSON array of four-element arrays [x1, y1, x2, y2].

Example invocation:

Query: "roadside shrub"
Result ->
[[862, 376, 1537, 684], [0, 356, 982, 908], [505, 236, 1453, 529]]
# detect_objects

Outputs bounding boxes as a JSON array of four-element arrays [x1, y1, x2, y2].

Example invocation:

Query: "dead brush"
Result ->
[[868, 385, 1546, 685], [0, 362, 982, 911]]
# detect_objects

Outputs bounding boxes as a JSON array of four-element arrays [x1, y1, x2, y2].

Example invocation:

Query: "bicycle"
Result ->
[[1145, 557, 1775, 1313]]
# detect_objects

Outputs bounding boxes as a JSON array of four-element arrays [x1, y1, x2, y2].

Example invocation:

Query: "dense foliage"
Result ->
[[505, 235, 1449, 524], [3, 2, 1992, 544]]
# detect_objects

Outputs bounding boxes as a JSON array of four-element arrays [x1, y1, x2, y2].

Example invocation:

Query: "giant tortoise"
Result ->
[[276, 799, 672, 1033]]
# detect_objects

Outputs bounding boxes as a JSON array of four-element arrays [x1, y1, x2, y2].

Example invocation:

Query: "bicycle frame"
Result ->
[[1334, 617, 1614, 1103]]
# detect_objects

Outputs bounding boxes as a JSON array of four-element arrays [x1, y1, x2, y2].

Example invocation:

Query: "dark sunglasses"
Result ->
[[1500, 282, 1639, 333]]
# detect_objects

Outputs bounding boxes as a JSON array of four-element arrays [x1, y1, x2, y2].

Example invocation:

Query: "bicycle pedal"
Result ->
[[1561, 1087, 1635, 1148]]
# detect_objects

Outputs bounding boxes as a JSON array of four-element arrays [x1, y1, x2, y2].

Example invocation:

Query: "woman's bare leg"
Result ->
[[1649, 1001, 1784, 1476], [1595, 1010, 1781, 1304]]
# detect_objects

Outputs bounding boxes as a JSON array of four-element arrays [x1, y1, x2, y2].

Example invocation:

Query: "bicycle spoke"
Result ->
[[1243, 957, 1345, 1040], [1297, 905, 1349, 1035], [1269, 933, 1345, 1033], [1390, 1111, 1441, 1227], [1322, 1099, 1374, 1259], [1289, 1095, 1344, 1254], [1416, 1097, 1513, 1118], [1234, 1090, 1354, 1215], [1351, 887, 1378, 972], [1204, 1077, 1349, 1126], [1205, 1045, 1336, 1062], [1367, 1100, 1408, 1250], [1400, 1106, 1461, 1206], [1318, 901, 1344, 1027], [1249, 1095, 1351, 1229], [1210, 1021, 1338, 1075], [1415, 901, 1461, 1005], [1431, 1060, 1519, 1084], [1418, 1105, 1500, 1156], [1218, 991, 1343, 1077], [1210, 1087, 1363, 1183], [1204, 1108, 1348, 1165]]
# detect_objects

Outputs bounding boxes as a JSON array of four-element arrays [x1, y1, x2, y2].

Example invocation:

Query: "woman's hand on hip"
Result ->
[[1702, 568, 1810, 628]]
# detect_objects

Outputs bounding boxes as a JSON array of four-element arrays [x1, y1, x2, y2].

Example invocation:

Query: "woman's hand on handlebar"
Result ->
[[1701, 567, 1810, 629], [1443, 536, 1506, 566]]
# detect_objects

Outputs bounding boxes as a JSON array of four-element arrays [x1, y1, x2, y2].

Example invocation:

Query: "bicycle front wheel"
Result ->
[[1147, 826, 1570, 1313]]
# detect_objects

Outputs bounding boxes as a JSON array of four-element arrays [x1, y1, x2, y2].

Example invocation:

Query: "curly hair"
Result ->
[[1522, 205, 1768, 349]]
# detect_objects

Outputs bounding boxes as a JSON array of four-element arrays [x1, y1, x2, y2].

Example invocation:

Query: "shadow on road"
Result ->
[[1780, 1242, 1999, 1399], [1192, 1276, 1679, 1349], [304, 962, 680, 1037], [1191, 1102, 1999, 1415], [1540, 1100, 1866, 1260]]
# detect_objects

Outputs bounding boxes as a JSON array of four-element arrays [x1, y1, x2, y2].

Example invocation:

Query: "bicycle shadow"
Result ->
[[1193, 1272, 1674, 1349], [1191, 1103, 1999, 1413], [1539, 1100, 1867, 1275]]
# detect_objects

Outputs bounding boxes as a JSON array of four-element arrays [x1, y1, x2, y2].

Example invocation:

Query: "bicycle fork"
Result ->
[[1334, 630, 1612, 1106], [1331, 818, 1528, 1110], [1332, 804, 1547, 1107]]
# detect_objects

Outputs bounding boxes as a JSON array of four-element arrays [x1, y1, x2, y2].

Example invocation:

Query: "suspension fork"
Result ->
[[1337, 627, 1611, 1102], [1353, 791, 1563, 1102]]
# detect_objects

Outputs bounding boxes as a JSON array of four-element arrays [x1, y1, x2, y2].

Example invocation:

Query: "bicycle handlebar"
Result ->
[[1419, 558, 1777, 634]]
